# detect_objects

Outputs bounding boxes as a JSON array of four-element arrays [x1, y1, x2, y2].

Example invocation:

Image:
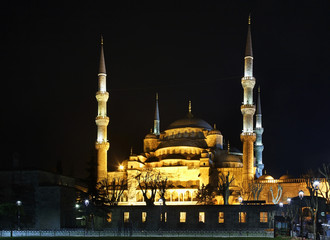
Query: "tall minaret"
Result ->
[[95, 36, 109, 181], [255, 87, 264, 178], [153, 93, 160, 135], [240, 15, 256, 187]]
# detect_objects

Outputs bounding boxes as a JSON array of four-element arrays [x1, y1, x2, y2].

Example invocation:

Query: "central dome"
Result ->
[[167, 117, 212, 130]]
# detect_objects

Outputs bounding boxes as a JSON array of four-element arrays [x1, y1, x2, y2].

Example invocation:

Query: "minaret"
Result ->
[[255, 87, 264, 178], [153, 93, 160, 135], [95, 36, 110, 181], [240, 15, 256, 187]]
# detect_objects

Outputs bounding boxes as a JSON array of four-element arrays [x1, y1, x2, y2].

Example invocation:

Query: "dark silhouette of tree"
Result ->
[[135, 168, 168, 206], [196, 184, 214, 205], [319, 163, 330, 204], [216, 172, 234, 205], [157, 175, 168, 205], [250, 181, 264, 200], [96, 178, 127, 206], [303, 170, 319, 240]]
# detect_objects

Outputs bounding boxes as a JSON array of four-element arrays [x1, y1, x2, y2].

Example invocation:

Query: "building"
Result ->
[[94, 17, 329, 206], [0, 170, 82, 229]]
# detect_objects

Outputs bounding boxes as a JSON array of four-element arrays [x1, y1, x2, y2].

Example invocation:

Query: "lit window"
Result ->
[[260, 212, 268, 223], [160, 212, 167, 222], [199, 212, 205, 223], [142, 212, 147, 223], [124, 212, 130, 223], [107, 212, 112, 223], [180, 212, 186, 223], [218, 212, 224, 223], [239, 212, 246, 223]]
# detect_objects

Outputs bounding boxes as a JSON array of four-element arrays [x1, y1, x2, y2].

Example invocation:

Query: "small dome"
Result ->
[[145, 133, 157, 139], [258, 174, 274, 180], [279, 174, 293, 180], [208, 129, 221, 135], [214, 150, 242, 168], [168, 117, 212, 130]]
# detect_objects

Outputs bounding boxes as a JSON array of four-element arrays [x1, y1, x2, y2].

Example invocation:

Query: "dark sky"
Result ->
[[1, 1, 329, 179]]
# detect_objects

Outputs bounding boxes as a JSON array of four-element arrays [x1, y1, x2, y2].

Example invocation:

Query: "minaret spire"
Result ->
[[153, 93, 160, 135], [254, 86, 264, 178], [95, 36, 110, 181], [245, 14, 253, 59], [99, 35, 106, 74], [240, 14, 256, 188]]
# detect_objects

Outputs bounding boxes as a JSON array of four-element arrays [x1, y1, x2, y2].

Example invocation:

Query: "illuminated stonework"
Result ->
[[96, 18, 327, 206]]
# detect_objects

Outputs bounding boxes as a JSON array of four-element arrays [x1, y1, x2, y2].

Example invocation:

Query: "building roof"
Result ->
[[167, 117, 212, 130]]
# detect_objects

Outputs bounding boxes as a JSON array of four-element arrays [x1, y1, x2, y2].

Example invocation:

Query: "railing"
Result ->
[[0, 230, 275, 238]]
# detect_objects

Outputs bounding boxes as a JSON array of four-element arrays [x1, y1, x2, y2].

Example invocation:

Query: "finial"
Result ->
[[258, 86, 260, 93], [213, 123, 216, 129], [101, 35, 104, 45], [156, 92, 158, 100], [227, 141, 230, 153], [189, 100, 192, 114], [248, 13, 251, 25], [150, 128, 152, 133], [130, 147, 133, 156]]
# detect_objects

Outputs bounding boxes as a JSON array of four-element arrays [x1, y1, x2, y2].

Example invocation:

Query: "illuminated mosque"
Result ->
[[93, 18, 327, 205]]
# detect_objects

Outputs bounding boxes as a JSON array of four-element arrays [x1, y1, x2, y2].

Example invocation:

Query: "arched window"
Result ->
[[184, 191, 191, 201], [179, 193, 184, 201], [192, 190, 198, 201], [165, 191, 170, 201], [136, 191, 143, 202], [172, 191, 178, 201], [121, 192, 128, 202]]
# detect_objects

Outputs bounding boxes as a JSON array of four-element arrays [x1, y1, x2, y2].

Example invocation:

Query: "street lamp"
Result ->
[[158, 198, 163, 225], [287, 198, 291, 204], [279, 202, 283, 208], [16, 200, 22, 230], [312, 180, 320, 239], [238, 196, 243, 204], [298, 190, 304, 238]]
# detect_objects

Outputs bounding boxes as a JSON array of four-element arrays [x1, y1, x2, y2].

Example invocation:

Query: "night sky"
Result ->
[[1, 1, 329, 179]]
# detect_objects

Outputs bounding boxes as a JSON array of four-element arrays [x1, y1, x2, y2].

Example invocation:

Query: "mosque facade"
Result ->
[[94, 18, 328, 206]]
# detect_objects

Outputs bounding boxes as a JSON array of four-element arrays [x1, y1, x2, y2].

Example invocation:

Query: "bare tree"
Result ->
[[319, 163, 330, 204], [250, 181, 264, 200], [196, 184, 214, 205], [303, 172, 319, 240], [216, 172, 234, 205], [270, 184, 282, 204], [136, 168, 167, 206], [97, 178, 127, 206], [157, 175, 168, 205]]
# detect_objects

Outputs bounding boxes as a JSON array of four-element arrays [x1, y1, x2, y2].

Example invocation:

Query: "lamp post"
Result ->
[[158, 198, 163, 229], [312, 180, 320, 240], [298, 190, 304, 238], [16, 200, 22, 230], [84, 199, 90, 230]]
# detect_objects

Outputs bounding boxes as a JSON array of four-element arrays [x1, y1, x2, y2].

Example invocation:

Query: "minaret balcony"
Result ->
[[240, 105, 256, 115], [95, 116, 109, 125], [96, 91, 109, 101], [241, 77, 255, 88], [95, 141, 110, 150]]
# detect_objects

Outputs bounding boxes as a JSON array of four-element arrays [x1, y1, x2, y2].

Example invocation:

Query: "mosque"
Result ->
[[93, 17, 327, 206]]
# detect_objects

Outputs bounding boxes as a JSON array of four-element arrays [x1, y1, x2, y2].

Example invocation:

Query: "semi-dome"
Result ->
[[213, 150, 243, 168], [167, 117, 212, 130]]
